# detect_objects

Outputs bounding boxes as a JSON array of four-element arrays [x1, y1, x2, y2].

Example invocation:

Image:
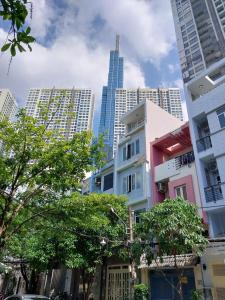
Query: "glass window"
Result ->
[[217, 105, 225, 128], [175, 185, 187, 200], [103, 173, 113, 191], [136, 171, 141, 189], [136, 139, 140, 154], [123, 147, 126, 161]]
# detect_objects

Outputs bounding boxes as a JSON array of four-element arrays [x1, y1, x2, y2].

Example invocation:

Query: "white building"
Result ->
[[26, 88, 94, 138], [171, 0, 225, 83], [0, 89, 17, 120], [114, 100, 183, 214], [184, 56, 225, 300], [113, 88, 183, 153]]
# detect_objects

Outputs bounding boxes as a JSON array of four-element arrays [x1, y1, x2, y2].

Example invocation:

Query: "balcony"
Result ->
[[196, 135, 212, 152], [204, 184, 223, 203], [155, 151, 194, 182], [126, 119, 144, 134], [175, 151, 195, 169]]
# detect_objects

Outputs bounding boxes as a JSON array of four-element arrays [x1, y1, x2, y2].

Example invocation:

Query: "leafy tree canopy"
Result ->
[[5, 193, 128, 297], [0, 109, 104, 249], [133, 198, 208, 300], [135, 198, 208, 262]]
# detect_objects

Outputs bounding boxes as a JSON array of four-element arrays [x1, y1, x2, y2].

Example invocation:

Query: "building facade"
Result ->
[[113, 88, 183, 154], [184, 65, 225, 298], [171, 0, 225, 83], [114, 100, 183, 214], [171, 1, 225, 297], [0, 89, 17, 120], [98, 35, 124, 159], [26, 88, 94, 138]]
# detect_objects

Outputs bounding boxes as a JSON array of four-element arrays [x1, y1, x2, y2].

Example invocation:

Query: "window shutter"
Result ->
[[132, 174, 135, 190]]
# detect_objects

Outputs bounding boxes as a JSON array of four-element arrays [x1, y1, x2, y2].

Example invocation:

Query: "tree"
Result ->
[[0, 109, 104, 250], [5, 193, 128, 299], [0, 0, 35, 56], [134, 198, 208, 300]]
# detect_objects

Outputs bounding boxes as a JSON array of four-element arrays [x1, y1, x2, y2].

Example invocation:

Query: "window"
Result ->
[[136, 139, 140, 154], [122, 139, 140, 161], [134, 209, 146, 224], [122, 172, 141, 194], [217, 105, 225, 128], [103, 173, 113, 191], [175, 185, 187, 200]]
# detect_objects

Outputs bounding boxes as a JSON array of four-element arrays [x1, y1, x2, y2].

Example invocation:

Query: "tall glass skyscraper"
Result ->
[[98, 35, 124, 159]]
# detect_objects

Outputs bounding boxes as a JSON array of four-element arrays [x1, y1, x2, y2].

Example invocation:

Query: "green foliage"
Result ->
[[0, 0, 35, 55], [6, 193, 128, 279], [135, 198, 208, 264], [191, 289, 203, 300], [0, 109, 104, 249], [134, 284, 148, 300]]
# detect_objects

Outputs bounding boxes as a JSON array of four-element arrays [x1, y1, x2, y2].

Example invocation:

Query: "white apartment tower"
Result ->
[[26, 88, 94, 138], [171, 0, 225, 296], [0, 89, 17, 120], [171, 0, 225, 83], [113, 88, 183, 152]]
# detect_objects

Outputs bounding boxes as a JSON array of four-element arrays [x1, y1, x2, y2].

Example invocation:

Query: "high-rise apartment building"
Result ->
[[171, 0, 225, 83], [172, 0, 225, 296], [26, 88, 94, 138], [98, 35, 124, 159], [0, 89, 17, 120], [113, 88, 183, 153]]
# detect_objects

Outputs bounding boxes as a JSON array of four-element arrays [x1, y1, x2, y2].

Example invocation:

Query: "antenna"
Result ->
[[115, 34, 120, 51]]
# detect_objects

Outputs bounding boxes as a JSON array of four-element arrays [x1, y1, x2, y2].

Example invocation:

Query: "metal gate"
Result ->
[[105, 265, 131, 300]]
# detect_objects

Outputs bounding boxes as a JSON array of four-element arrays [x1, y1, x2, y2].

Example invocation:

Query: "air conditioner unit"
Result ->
[[157, 182, 167, 193], [94, 177, 101, 186]]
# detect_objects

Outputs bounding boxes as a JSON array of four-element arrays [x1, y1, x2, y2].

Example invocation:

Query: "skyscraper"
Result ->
[[113, 88, 183, 152], [26, 88, 94, 139], [171, 0, 225, 83], [98, 35, 124, 159], [0, 89, 18, 120]]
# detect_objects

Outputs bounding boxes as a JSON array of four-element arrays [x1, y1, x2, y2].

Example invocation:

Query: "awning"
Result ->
[[139, 254, 198, 270]]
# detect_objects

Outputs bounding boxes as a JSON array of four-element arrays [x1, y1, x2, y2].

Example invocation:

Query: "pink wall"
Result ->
[[168, 175, 195, 203], [150, 143, 165, 204]]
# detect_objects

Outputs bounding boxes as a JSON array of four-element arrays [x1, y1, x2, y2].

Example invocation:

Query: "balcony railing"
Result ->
[[196, 135, 212, 152], [175, 151, 195, 169], [127, 119, 145, 133], [204, 184, 223, 203]]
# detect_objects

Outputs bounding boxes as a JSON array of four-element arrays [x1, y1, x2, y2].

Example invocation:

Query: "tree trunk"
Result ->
[[28, 269, 38, 294], [20, 263, 30, 293], [70, 269, 80, 300]]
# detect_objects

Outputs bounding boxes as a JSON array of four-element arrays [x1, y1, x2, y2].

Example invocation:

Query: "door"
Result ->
[[150, 268, 196, 300], [105, 265, 131, 300]]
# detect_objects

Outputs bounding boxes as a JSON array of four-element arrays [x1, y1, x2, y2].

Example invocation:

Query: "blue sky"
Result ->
[[0, 0, 187, 128]]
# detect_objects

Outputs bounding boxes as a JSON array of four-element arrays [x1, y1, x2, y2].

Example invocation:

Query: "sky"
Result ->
[[0, 0, 187, 130]]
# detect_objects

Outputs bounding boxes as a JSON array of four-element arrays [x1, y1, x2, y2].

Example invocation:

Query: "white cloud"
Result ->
[[29, 0, 55, 40], [0, 0, 178, 120], [65, 0, 176, 65], [168, 63, 180, 74], [124, 60, 145, 88]]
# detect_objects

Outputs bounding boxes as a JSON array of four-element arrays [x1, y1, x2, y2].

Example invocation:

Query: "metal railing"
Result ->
[[204, 184, 223, 203], [127, 119, 145, 133], [196, 135, 212, 152], [175, 151, 195, 169]]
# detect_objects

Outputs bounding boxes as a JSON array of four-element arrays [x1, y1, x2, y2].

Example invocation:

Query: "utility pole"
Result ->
[[128, 207, 136, 284]]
